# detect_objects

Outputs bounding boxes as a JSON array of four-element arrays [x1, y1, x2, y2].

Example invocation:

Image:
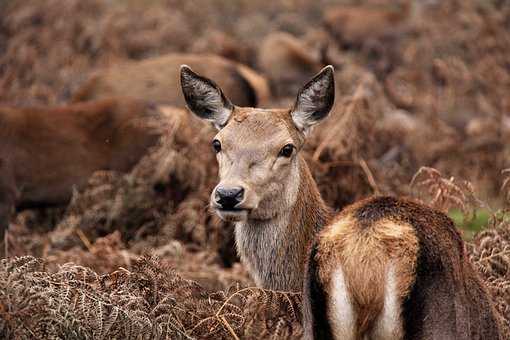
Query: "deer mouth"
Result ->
[[215, 207, 250, 222], [217, 207, 247, 212]]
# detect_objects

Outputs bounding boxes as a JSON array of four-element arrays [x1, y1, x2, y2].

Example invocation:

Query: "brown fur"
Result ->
[[317, 214, 418, 337], [288, 158, 334, 287], [324, 2, 411, 47], [72, 53, 270, 107], [304, 196, 503, 339], [258, 32, 323, 96], [0, 98, 175, 239], [224, 107, 333, 291]]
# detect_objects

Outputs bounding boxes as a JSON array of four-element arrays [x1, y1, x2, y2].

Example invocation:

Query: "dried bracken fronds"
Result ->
[[312, 75, 378, 162], [468, 215, 510, 337], [306, 73, 387, 206], [410, 167, 486, 214], [0, 256, 302, 339], [502, 169, 510, 205]]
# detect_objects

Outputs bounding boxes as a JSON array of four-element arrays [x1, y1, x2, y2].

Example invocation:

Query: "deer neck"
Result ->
[[235, 155, 333, 291]]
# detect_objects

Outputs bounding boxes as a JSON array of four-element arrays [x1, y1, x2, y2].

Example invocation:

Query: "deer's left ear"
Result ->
[[180, 65, 233, 129], [291, 65, 335, 133]]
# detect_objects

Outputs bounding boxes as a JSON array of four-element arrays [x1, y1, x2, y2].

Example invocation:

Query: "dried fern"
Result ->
[[0, 256, 302, 339], [468, 214, 510, 337], [410, 166, 487, 215], [502, 169, 510, 205]]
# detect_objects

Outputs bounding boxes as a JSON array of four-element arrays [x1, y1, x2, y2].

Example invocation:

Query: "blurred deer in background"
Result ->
[[73, 53, 270, 108], [180, 65, 503, 339], [258, 31, 330, 97], [0, 98, 178, 250], [323, 1, 413, 49]]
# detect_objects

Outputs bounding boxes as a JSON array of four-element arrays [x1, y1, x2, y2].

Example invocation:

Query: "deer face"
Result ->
[[180, 65, 335, 222]]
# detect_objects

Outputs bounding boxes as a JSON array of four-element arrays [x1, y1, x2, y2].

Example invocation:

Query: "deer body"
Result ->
[[73, 53, 270, 108], [304, 196, 503, 340], [258, 32, 324, 97], [0, 98, 174, 239], [324, 2, 412, 48], [180, 65, 502, 338]]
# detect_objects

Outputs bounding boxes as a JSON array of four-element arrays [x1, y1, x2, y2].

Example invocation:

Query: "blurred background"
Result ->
[[1, 0, 510, 337]]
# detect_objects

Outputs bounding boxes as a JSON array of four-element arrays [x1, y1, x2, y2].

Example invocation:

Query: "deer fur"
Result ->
[[235, 156, 332, 290], [72, 53, 270, 108], [303, 196, 503, 340], [0, 98, 177, 242], [258, 32, 324, 97], [180, 65, 502, 338], [323, 2, 412, 48]]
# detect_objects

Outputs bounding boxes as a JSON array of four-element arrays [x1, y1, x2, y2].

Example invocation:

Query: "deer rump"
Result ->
[[303, 196, 503, 340], [0, 98, 165, 235]]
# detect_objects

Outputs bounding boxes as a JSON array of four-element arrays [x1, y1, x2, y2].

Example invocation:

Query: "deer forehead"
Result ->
[[217, 108, 302, 152]]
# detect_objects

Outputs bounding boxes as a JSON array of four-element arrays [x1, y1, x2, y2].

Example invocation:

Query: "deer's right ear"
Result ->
[[180, 65, 233, 129], [291, 65, 335, 133]]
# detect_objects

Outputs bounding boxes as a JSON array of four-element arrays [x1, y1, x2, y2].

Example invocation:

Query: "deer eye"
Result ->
[[278, 144, 295, 158], [212, 139, 221, 153]]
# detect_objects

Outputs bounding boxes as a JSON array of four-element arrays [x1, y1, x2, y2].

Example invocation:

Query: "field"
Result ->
[[1, 0, 510, 338]]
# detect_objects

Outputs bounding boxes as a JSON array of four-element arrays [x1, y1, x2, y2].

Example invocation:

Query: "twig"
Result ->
[[359, 158, 380, 195], [219, 315, 240, 340], [75, 229, 93, 252]]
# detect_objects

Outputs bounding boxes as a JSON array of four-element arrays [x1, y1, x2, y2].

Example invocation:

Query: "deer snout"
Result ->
[[214, 186, 245, 210]]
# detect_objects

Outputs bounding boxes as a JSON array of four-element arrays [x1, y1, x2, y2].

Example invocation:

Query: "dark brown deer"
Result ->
[[0, 98, 179, 244], [180, 65, 503, 339]]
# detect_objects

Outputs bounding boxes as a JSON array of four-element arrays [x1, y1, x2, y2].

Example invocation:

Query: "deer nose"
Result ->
[[215, 186, 244, 210]]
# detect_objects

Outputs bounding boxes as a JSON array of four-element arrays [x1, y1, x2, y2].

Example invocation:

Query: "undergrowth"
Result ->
[[0, 255, 302, 339]]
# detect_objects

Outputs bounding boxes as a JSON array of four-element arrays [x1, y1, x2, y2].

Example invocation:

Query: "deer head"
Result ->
[[180, 64, 335, 223]]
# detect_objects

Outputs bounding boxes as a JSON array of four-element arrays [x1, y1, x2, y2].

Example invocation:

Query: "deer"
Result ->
[[72, 53, 270, 108], [258, 31, 327, 97], [0, 97, 181, 247], [180, 65, 503, 339], [303, 196, 503, 340], [323, 1, 414, 50]]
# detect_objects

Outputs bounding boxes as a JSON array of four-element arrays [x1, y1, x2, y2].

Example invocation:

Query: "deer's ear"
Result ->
[[180, 65, 233, 129], [291, 65, 335, 132]]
